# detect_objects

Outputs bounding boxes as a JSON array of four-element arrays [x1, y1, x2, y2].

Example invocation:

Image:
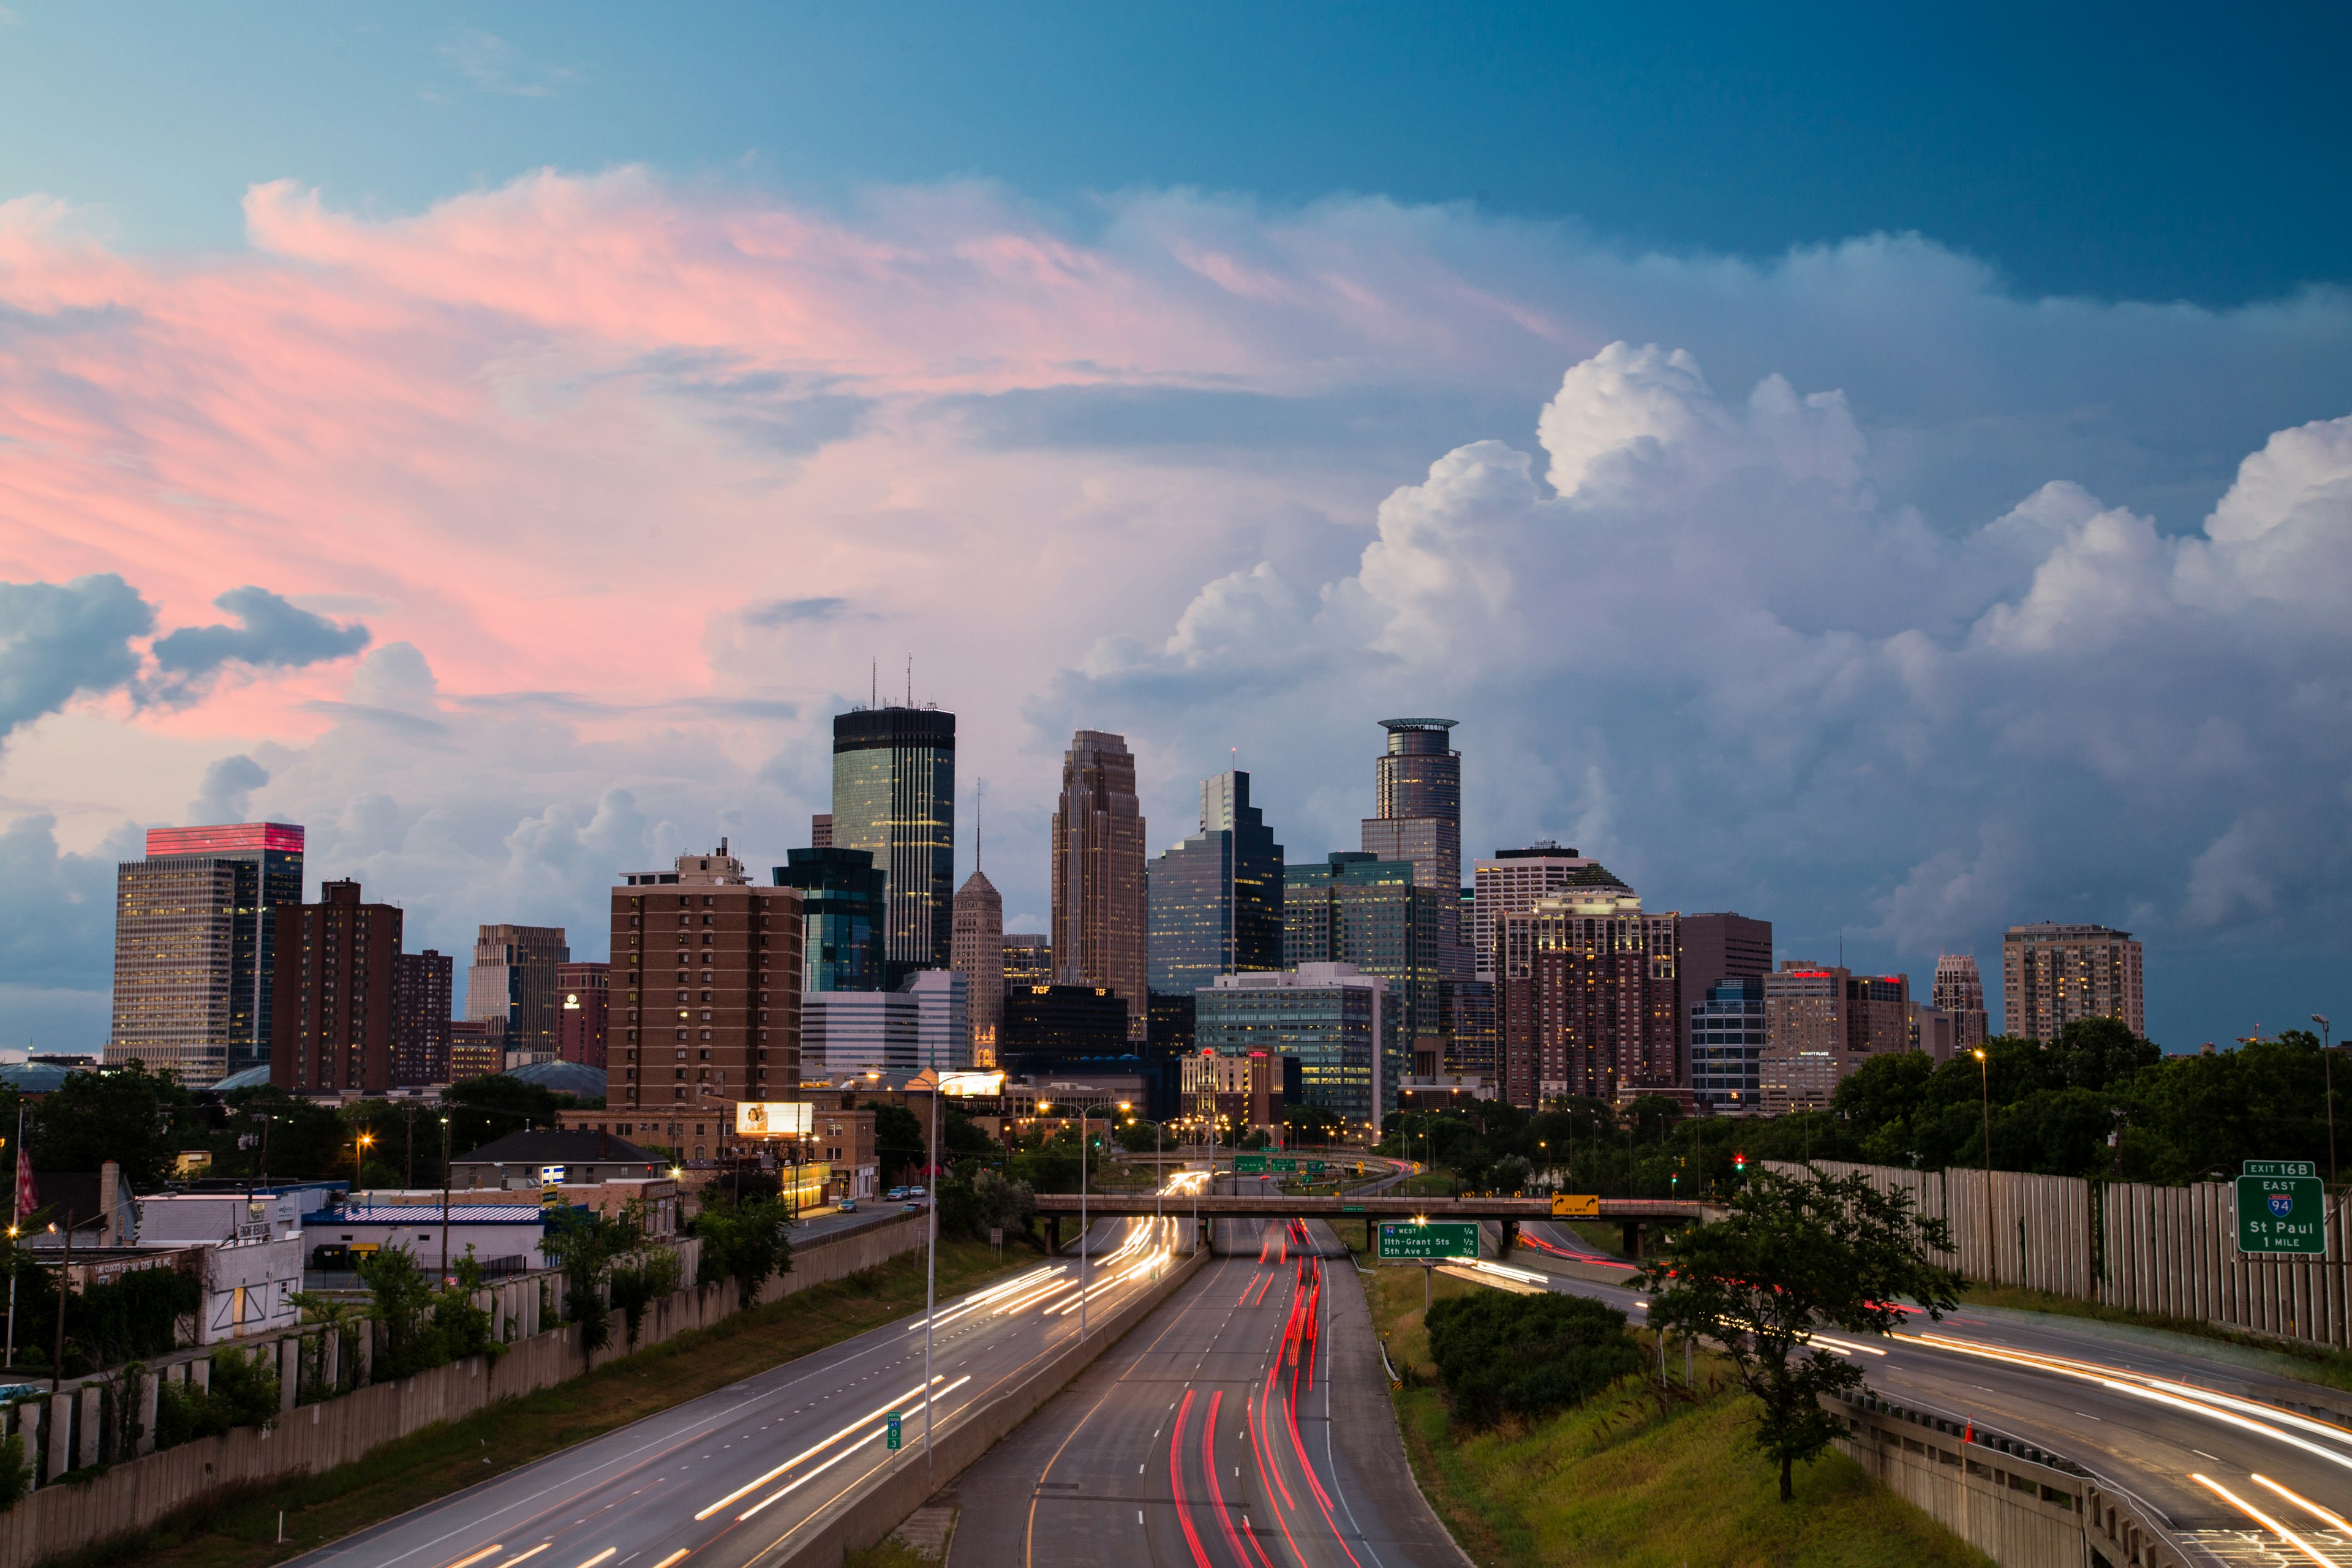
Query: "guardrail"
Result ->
[[1826, 1389, 2192, 1568]]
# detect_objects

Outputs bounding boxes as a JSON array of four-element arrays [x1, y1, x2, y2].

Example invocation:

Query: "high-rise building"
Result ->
[[1498, 889, 1681, 1108], [269, 878, 402, 1095], [831, 706, 956, 980], [107, 822, 304, 1084], [999, 983, 1132, 1066], [1933, 954, 1991, 1051], [1196, 962, 1398, 1131], [1679, 912, 1773, 1090], [1361, 718, 1463, 979], [1286, 852, 1446, 1055], [1147, 769, 1284, 1000], [1758, 963, 1912, 1112], [1001, 934, 1053, 992], [466, 922, 569, 1063], [391, 949, 453, 1085], [1471, 845, 1613, 979], [1441, 979, 1498, 1078], [2002, 924, 2144, 1041], [774, 847, 887, 993], [950, 870, 1004, 1062], [1690, 976, 1768, 1111], [448, 1019, 505, 1082], [1909, 1001, 1958, 1061], [810, 813, 834, 849], [610, 845, 804, 1126], [557, 960, 611, 1068], [1052, 729, 1147, 1039]]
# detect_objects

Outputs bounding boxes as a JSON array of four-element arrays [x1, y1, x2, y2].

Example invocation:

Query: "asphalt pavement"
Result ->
[[949, 1191, 1466, 1568], [286, 1213, 1186, 1568]]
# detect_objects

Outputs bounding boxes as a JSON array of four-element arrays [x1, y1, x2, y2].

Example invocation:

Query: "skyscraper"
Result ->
[[1679, 911, 1774, 1091], [557, 960, 611, 1068], [2002, 924, 2144, 1041], [107, 821, 304, 1084], [1052, 729, 1147, 1040], [466, 922, 570, 1063], [1471, 843, 1612, 979], [270, 878, 402, 1095], [774, 847, 888, 993], [1360, 718, 1463, 979], [951, 869, 1005, 1060], [611, 843, 804, 1120], [1933, 954, 1991, 1051], [1002, 934, 1053, 991], [1498, 889, 1681, 1109], [1147, 769, 1284, 999], [1758, 963, 1912, 1112], [1196, 963, 1396, 1131], [392, 949, 452, 1085], [831, 705, 956, 981], [1285, 852, 1445, 1062]]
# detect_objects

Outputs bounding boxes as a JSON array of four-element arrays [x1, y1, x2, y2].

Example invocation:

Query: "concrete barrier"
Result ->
[[0, 1213, 928, 1568], [1826, 1391, 2190, 1568], [765, 1245, 1211, 1568]]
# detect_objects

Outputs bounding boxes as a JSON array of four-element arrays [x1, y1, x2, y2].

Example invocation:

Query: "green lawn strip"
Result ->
[[48, 1240, 1028, 1568], [1363, 1263, 1994, 1568], [845, 1540, 939, 1568], [1960, 1281, 2352, 1394]]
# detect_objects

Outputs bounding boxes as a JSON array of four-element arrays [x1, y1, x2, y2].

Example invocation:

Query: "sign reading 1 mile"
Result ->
[[2235, 1160, 2325, 1256]]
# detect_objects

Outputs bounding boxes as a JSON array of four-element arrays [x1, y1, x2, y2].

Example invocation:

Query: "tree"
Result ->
[[543, 1207, 634, 1354], [1426, 1292, 1645, 1427], [1283, 1104, 1342, 1145], [604, 1199, 683, 1354], [29, 1062, 196, 1189], [693, 1194, 793, 1311], [1641, 1166, 1962, 1501], [866, 1100, 930, 1185], [445, 1076, 567, 1158]]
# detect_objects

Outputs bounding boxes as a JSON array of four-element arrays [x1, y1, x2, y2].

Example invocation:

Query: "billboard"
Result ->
[[735, 1101, 815, 1138], [937, 1071, 1007, 1097]]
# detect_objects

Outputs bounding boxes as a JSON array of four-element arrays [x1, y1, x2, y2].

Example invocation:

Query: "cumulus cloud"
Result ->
[[143, 586, 369, 704], [1, 171, 2349, 1044], [188, 753, 269, 823], [0, 575, 154, 741]]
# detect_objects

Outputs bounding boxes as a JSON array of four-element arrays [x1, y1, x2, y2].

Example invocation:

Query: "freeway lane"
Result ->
[[951, 1201, 1464, 1568], [1488, 1254, 2352, 1565], [289, 1214, 1186, 1568]]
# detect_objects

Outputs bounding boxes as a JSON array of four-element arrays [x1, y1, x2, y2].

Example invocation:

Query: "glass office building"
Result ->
[[1194, 963, 1398, 1131], [831, 706, 956, 982], [1691, 975, 1768, 1111], [774, 846, 888, 993], [1147, 769, 1284, 998], [1284, 852, 1443, 1044]]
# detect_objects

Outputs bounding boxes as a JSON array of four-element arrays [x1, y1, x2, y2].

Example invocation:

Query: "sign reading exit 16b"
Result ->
[[2236, 1161, 2324, 1256]]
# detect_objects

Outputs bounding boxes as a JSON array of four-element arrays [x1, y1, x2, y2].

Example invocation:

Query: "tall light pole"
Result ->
[[914, 1068, 940, 1474], [1973, 1047, 1992, 1272], [2315, 1015, 2335, 1190], [1077, 1106, 1089, 1343]]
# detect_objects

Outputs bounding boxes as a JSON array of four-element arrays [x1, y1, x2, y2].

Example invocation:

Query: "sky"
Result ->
[[0, 3, 2347, 1054]]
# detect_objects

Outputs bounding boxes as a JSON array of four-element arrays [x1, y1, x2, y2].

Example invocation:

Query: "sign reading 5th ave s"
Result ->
[[2236, 1160, 2325, 1256], [1378, 1222, 1479, 1261]]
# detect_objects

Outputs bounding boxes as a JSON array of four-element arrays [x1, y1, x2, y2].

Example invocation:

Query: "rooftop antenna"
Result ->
[[975, 778, 983, 873], [906, 654, 913, 709], [870, 659, 877, 711]]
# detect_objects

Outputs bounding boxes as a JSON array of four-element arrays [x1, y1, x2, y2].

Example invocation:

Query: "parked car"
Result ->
[[837, 1198, 858, 1212], [886, 1186, 909, 1200], [905, 1186, 926, 1198]]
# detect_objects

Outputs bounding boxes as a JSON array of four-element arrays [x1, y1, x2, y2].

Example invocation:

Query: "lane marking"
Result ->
[[2250, 1473, 2352, 1536], [693, 1378, 943, 1518], [573, 1553, 618, 1568], [443, 1549, 502, 1568], [2190, 1474, 2332, 1568]]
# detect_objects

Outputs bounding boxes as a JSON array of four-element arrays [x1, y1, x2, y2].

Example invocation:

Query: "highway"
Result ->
[[1487, 1227, 2352, 1566], [949, 1191, 1465, 1568], [285, 1210, 1187, 1568]]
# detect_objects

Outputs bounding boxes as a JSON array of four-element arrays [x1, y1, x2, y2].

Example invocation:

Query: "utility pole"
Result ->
[[51, 1212, 72, 1393], [438, 1115, 453, 1282], [6, 1101, 23, 1370]]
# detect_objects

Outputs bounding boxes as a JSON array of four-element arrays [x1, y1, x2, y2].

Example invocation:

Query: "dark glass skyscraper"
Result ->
[[774, 846, 888, 993], [1147, 769, 1284, 998], [1284, 851, 1444, 1045], [831, 705, 956, 982], [1360, 718, 1464, 982]]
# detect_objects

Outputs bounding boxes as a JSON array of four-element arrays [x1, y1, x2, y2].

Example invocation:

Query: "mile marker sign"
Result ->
[[2236, 1160, 2326, 1256]]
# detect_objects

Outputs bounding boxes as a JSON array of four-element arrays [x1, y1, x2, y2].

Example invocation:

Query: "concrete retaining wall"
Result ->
[[0, 1213, 926, 1568], [769, 1245, 1210, 1568], [1828, 1392, 2189, 1568]]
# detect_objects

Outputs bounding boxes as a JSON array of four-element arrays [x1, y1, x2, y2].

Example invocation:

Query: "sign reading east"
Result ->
[[2235, 1163, 2326, 1255]]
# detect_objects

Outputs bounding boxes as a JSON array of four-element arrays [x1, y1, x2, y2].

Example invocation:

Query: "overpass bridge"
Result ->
[[1030, 1191, 1723, 1256]]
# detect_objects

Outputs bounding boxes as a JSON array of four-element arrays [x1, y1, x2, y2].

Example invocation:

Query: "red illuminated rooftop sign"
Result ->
[[144, 823, 305, 857]]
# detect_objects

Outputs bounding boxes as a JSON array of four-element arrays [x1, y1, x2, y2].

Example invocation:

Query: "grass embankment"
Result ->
[[1959, 1281, 2352, 1395], [59, 1239, 1028, 1568], [1366, 1265, 1993, 1568]]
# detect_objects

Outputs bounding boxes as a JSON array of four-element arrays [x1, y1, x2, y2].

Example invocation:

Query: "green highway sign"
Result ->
[[2236, 1167, 2326, 1256], [1377, 1221, 1479, 1262], [1272, 1158, 1298, 1173], [1232, 1155, 1267, 1173], [886, 1411, 902, 1451], [1341, 1204, 1365, 1213], [1306, 1161, 1327, 1175]]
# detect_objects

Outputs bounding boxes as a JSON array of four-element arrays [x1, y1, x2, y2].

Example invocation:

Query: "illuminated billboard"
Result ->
[[735, 1101, 815, 1138], [937, 1071, 1006, 1098]]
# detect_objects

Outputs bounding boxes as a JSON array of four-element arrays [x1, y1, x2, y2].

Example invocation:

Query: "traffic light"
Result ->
[[1733, 1151, 1747, 1173]]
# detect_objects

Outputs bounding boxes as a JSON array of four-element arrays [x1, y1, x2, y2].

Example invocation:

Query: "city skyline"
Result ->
[[1, 20, 2346, 1061]]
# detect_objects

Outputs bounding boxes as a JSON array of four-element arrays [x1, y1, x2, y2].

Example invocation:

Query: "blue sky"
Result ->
[[6, 2, 2348, 304], [0, 2, 2346, 1057]]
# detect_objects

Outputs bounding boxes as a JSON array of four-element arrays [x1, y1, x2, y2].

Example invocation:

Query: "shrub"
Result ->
[[1425, 1291, 1644, 1428], [0, 1431, 26, 1509]]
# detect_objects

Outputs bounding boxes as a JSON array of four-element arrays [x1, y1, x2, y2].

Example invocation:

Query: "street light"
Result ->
[[1973, 1048, 1992, 1264], [2315, 1014, 2335, 1189]]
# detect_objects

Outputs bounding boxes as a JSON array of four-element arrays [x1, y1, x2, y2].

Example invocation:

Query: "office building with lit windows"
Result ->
[[1284, 852, 1444, 1055], [831, 705, 956, 980], [1690, 976, 1768, 1112], [1933, 954, 1991, 1052], [1498, 889, 1681, 1109], [270, 878, 402, 1095], [1147, 769, 1284, 1000], [1053, 729, 1147, 1039], [2002, 924, 2144, 1041], [557, 960, 610, 1068], [1195, 963, 1397, 1132], [773, 846, 888, 993], [107, 821, 305, 1084], [1361, 718, 1464, 981]]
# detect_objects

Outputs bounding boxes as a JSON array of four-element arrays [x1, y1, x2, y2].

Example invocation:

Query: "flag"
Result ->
[[13, 1150, 34, 1221]]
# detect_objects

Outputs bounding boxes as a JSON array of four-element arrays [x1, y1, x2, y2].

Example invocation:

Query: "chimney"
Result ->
[[99, 1161, 121, 1246]]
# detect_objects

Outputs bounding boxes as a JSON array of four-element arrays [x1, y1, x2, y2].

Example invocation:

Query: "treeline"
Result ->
[[1371, 1022, 2337, 1195]]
